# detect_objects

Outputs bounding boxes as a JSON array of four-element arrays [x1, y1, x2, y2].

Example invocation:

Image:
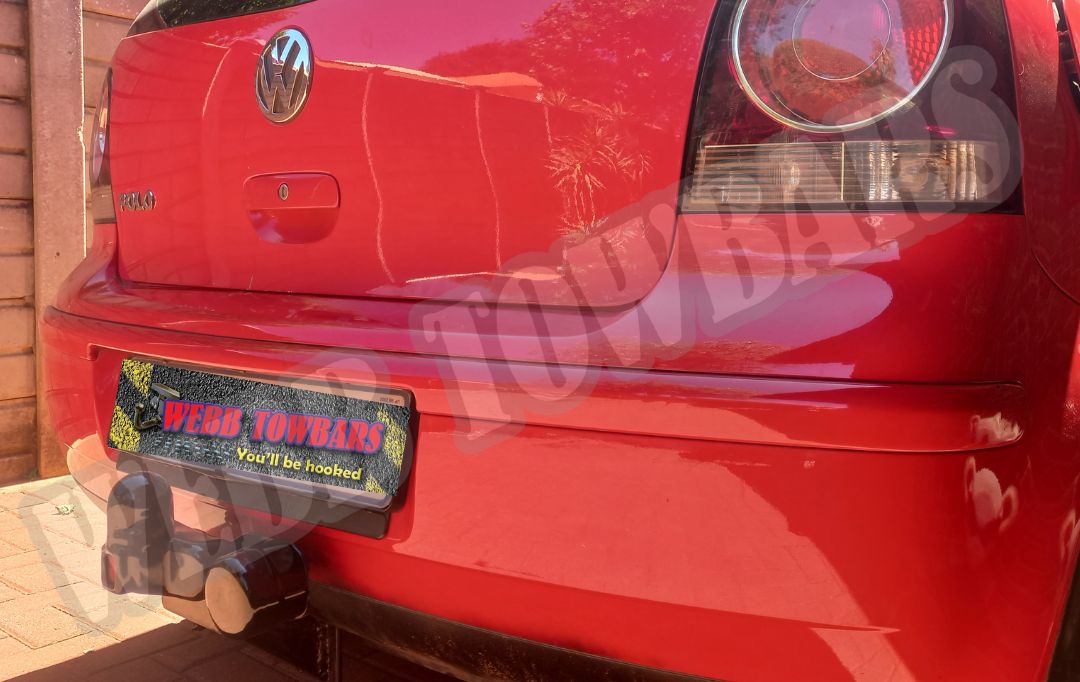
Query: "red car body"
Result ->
[[39, 0, 1080, 679]]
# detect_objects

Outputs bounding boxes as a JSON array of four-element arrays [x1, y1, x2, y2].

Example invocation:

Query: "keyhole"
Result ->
[[278, 183, 289, 201]]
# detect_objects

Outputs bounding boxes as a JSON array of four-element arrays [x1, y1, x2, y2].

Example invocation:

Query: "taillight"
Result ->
[[89, 69, 116, 224], [683, 0, 1020, 213]]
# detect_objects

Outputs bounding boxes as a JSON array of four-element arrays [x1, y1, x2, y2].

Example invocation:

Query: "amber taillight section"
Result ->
[[683, 0, 1021, 213]]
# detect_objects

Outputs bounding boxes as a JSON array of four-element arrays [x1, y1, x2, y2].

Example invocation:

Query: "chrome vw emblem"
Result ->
[[255, 28, 312, 123]]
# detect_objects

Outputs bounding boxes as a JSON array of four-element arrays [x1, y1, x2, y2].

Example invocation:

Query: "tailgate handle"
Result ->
[[244, 172, 340, 244]]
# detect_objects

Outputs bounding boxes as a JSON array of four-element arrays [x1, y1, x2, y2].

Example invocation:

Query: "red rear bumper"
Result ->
[[42, 300, 1070, 681]]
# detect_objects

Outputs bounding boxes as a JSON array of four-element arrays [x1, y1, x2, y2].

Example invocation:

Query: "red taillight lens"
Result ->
[[684, 0, 1020, 213], [733, 0, 950, 131], [90, 69, 116, 223]]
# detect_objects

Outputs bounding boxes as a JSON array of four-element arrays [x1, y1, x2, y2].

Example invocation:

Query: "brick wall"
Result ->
[[0, 0, 38, 481], [0, 0, 141, 481]]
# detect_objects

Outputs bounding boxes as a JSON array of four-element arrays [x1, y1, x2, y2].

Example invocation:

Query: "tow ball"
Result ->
[[101, 472, 308, 636]]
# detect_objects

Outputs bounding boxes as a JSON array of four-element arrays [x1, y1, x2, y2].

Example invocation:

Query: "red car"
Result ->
[[41, 0, 1080, 678]]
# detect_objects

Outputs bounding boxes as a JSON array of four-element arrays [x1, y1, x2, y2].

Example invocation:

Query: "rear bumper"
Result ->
[[42, 305, 1061, 681]]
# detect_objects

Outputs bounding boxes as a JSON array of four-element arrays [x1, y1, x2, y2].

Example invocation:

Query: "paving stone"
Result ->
[[184, 648, 301, 682], [241, 644, 322, 681], [15, 500, 86, 521], [88, 623, 200, 671], [127, 593, 184, 620], [5, 476, 77, 494], [53, 546, 105, 584], [0, 632, 30, 656], [0, 519, 94, 555], [48, 565, 179, 624], [84, 655, 185, 681], [0, 537, 25, 560], [0, 581, 22, 604], [24, 480, 91, 508], [0, 600, 96, 649], [0, 630, 114, 679], [40, 515, 101, 548], [0, 517, 58, 552], [0, 475, 441, 680], [0, 560, 78, 594], [0, 509, 26, 526], [0, 585, 78, 615], [28, 538, 88, 567], [76, 599, 177, 641], [0, 491, 48, 512], [50, 580, 132, 617], [43, 580, 111, 604], [16, 622, 201, 679], [0, 551, 55, 574], [152, 627, 242, 672], [3, 494, 98, 542]]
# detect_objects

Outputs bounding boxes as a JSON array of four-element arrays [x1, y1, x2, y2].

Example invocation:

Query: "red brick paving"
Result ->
[[0, 477, 454, 682]]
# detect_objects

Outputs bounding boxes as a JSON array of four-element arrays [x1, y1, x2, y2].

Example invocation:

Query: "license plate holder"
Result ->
[[108, 358, 415, 514]]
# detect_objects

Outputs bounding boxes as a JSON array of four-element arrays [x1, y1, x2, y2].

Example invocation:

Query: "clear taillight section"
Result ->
[[89, 69, 115, 223], [684, 0, 1020, 213], [686, 140, 998, 210]]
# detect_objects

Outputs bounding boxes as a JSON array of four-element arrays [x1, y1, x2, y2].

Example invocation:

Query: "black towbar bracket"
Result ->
[[102, 472, 309, 637]]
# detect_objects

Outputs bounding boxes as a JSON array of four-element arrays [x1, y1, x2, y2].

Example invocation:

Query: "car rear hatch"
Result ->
[[107, 0, 716, 308]]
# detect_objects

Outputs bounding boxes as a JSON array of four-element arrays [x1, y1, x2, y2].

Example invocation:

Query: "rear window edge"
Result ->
[[129, 0, 318, 36]]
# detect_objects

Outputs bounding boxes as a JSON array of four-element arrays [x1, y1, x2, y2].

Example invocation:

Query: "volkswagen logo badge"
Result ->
[[255, 28, 312, 124]]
